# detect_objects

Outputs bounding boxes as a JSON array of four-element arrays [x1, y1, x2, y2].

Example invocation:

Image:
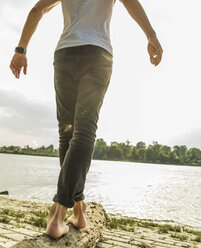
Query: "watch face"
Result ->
[[15, 47, 26, 54]]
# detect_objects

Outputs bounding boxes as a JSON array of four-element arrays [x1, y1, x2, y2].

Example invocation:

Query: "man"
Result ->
[[9, 0, 163, 239]]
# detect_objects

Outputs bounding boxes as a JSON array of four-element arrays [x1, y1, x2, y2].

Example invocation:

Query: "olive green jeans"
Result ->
[[53, 45, 113, 208]]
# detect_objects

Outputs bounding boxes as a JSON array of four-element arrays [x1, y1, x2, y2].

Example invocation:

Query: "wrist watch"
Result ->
[[15, 47, 26, 55]]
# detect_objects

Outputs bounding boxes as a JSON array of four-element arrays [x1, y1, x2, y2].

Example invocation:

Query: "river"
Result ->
[[0, 153, 201, 229]]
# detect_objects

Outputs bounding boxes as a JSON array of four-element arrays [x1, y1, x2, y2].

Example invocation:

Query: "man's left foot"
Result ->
[[45, 202, 69, 239]]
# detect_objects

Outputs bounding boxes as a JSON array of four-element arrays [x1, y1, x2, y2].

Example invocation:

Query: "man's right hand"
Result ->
[[9, 53, 28, 79], [147, 35, 163, 66]]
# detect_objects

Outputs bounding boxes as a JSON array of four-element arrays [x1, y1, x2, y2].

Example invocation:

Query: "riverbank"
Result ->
[[0, 151, 58, 158], [1, 151, 201, 169], [0, 196, 201, 248]]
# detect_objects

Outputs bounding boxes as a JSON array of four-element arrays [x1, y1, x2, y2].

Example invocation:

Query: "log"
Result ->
[[11, 202, 107, 248]]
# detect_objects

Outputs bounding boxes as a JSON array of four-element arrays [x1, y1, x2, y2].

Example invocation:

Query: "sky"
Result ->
[[0, 0, 201, 149]]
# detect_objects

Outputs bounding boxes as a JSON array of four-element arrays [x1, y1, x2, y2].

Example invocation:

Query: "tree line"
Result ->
[[0, 145, 58, 157], [93, 139, 201, 166], [1, 139, 201, 166]]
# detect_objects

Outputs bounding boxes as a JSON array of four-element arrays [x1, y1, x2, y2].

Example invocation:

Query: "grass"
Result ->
[[184, 227, 201, 236], [105, 215, 201, 244], [170, 232, 189, 241], [25, 216, 47, 228], [191, 236, 201, 242], [158, 224, 181, 234], [1, 204, 201, 245], [106, 216, 183, 234], [0, 209, 25, 218], [106, 217, 137, 232], [0, 206, 74, 229], [0, 216, 10, 224], [30, 209, 49, 218]]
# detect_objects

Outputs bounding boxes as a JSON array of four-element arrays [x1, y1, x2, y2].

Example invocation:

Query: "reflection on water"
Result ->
[[0, 153, 201, 228]]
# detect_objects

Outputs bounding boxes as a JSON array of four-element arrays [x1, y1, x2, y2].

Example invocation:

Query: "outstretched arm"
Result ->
[[9, 0, 61, 79], [120, 0, 163, 66]]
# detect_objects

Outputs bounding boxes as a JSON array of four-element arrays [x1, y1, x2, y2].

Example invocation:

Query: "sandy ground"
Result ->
[[0, 195, 201, 248]]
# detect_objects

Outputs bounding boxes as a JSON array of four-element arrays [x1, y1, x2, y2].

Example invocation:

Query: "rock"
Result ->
[[11, 202, 107, 248], [0, 190, 9, 195]]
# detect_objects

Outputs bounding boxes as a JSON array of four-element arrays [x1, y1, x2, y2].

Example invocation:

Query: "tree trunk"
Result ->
[[11, 202, 107, 248]]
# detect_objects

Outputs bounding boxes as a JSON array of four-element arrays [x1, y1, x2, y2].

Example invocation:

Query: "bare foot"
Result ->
[[47, 202, 57, 226], [67, 200, 87, 229], [45, 202, 69, 239]]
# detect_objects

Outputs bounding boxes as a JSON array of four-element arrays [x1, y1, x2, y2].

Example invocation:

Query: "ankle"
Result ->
[[51, 202, 68, 223], [73, 201, 86, 215]]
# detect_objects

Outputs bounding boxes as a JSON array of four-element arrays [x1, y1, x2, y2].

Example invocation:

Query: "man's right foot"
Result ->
[[67, 200, 87, 229], [45, 202, 69, 239]]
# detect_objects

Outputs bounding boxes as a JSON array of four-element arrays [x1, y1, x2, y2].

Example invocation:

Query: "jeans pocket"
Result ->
[[53, 48, 69, 65]]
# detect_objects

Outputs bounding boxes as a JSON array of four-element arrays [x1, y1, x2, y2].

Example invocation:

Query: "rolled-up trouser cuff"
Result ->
[[74, 194, 85, 202], [53, 194, 75, 208], [53, 193, 85, 208]]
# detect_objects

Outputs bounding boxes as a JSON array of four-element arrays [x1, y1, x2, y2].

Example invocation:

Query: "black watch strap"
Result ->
[[15, 47, 26, 55]]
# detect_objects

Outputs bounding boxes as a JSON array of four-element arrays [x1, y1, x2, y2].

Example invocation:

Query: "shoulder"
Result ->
[[34, 0, 61, 14]]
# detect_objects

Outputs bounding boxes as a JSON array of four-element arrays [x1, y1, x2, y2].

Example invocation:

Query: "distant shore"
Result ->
[[1, 139, 201, 167], [1, 150, 201, 168], [0, 150, 58, 158]]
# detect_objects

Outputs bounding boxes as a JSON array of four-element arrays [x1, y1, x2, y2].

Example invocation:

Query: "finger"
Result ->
[[152, 56, 159, 66], [11, 64, 20, 78], [150, 57, 155, 65], [15, 70, 19, 78], [10, 63, 15, 74], [11, 63, 18, 72], [13, 66, 19, 77], [16, 67, 22, 79], [155, 50, 162, 66], [150, 52, 157, 64], [13, 63, 22, 78], [16, 70, 20, 79], [9, 63, 13, 70], [23, 64, 27, 75], [152, 49, 162, 66], [156, 54, 162, 66], [150, 56, 158, 66], [10, 63, 15, 71], [10, 64, 17, 77]]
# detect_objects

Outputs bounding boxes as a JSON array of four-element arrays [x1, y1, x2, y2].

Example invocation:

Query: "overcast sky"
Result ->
[[0, 0, 201, 149]]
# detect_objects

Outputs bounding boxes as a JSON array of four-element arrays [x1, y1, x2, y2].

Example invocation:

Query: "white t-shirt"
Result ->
[[55, 0, 120, 56]]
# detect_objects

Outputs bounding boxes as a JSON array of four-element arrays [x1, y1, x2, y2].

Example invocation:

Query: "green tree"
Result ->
[[137, 148, 146, 162], [158, 151, 169, 163], [128, 146, 138, 161], [173, 145, 188, 164], [47, 144, 54, 153], [161, 145, 171, 156], [146, 146, 155, 162], [185, 148, 201, 165], [93, 138, 108, 160], [136, 141, 146, 150], [107, 142, 122, 160], [118, 141, 131, 160]]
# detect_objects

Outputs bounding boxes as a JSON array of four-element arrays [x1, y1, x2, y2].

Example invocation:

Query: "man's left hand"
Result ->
[[147, 35, 163, 66], [9, 53, 28, 79]]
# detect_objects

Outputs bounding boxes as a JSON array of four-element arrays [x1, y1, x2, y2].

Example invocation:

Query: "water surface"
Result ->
[[0, 153, 201, 228]]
